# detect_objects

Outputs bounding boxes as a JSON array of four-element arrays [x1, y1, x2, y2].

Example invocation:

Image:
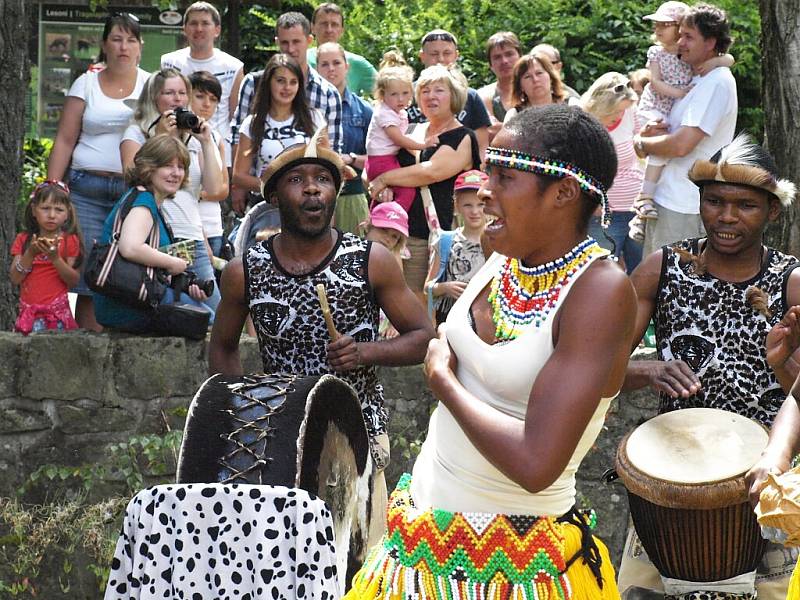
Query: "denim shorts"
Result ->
[[68, 169, 127, 295]]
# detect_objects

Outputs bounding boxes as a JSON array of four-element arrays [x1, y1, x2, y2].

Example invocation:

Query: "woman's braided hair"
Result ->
[[503, 104, 617, 231]]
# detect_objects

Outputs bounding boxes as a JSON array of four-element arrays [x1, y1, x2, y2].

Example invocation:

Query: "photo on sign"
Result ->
[[42, 68, 72, 97], [45, 32, 71, 60], [43, 103, 63, 124], [74, 32, 100, 60]]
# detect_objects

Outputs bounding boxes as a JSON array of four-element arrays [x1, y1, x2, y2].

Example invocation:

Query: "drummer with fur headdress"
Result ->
[[619, 132, 800, 599], [208, 129, 434, 550]]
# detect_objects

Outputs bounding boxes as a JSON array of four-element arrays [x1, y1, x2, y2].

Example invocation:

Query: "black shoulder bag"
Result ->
[[85, 188, 168, 310]]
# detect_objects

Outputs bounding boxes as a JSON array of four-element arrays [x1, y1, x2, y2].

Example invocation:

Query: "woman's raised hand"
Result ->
[[155, 110, 178, 136], [192, 117, 213, 143]]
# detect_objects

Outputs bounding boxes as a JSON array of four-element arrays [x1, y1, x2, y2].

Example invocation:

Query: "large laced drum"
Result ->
[[177, 372, 375, 591], [615, 408, 769, 583]]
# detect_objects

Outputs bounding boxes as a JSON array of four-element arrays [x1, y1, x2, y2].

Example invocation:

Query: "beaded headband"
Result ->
[[485, 146, 611, 227], [30, 179, 70, 200]]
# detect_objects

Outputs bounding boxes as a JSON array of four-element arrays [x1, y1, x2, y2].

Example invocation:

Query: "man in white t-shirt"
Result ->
[[633, 3, 737, 256], [161, 2, 243, 165]]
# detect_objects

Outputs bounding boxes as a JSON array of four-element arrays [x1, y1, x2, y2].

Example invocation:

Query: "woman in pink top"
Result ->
[[581, 72, 643, 273]]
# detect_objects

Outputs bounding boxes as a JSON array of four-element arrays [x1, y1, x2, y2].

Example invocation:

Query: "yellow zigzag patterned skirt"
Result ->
[[346, 474, 620, 600]]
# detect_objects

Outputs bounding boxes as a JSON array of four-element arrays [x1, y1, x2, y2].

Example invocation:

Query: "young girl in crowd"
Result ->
[[364, 200, 409, 266], [365, 51, 438, 212], [631, 1, 733, 235], [363, 201, 409, 338], [425, 169, 488, 324], [10, 181, 82, 335]]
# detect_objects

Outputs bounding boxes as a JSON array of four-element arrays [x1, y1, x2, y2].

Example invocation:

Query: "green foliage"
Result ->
[[242, 0, 762, 136], [0, 496, 128, 597], [2, 430, 182, 596], [20, 430, 183, 498], [20, 138, 53, 228]]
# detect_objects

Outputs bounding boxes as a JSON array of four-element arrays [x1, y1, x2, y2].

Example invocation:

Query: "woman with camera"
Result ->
[[47, 12, 149, 332], [94, 134, 204, 334], [121, 68, 226, 321]]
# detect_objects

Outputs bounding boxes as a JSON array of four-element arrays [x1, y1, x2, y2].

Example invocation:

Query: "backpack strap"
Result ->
[[426, 229, 457, 320]]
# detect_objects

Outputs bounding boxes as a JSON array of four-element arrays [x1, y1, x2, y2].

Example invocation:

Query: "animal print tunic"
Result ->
[[654, 239, 798, 427], [244, 231, 386, 439]]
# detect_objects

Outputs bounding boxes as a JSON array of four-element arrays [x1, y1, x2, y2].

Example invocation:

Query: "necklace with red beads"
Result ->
[[488, 237, 607, 341]]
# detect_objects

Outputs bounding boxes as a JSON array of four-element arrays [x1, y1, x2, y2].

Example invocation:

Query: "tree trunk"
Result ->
[[760, 0, 800, 256], [223, 0, 241, 58], [0, 0, 29, 329]]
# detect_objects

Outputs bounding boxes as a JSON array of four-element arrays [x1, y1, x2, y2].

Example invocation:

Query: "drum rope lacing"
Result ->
[[218, 373, 298, 484]]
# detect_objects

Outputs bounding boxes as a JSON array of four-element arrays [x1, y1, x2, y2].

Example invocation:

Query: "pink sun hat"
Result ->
[[370, 201, 409, 237], [643, 1, 689, 23]]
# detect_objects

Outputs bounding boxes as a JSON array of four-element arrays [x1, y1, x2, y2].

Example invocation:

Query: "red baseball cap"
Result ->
[[454, 169, 488, 192]]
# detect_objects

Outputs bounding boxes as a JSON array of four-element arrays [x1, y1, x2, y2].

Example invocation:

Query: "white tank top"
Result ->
[[411, 251, 616, 516]]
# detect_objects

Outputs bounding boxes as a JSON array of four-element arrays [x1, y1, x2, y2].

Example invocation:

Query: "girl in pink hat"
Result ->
[[362, 201, 409, 338]]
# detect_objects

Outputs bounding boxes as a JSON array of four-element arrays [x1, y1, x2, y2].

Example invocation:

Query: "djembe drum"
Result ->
[[616, 407, 769, 583], [177, 372, 374, 591]]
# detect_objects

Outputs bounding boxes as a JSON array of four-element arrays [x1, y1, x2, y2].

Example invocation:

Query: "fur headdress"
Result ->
[[688, 132, 796, 207]]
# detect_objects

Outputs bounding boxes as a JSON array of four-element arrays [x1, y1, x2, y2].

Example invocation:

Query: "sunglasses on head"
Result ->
[[109, 11, 140, 23], [422, 32, 456, 45], [612, 80, 633, 93], [30, 180, 70, 200]]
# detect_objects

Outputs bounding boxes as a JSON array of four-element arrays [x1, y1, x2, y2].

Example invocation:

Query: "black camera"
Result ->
[[174, 107, 201, 133], [170, 271, 215, 297]]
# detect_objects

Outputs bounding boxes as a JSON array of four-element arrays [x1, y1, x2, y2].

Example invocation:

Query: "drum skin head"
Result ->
[[625, 407, 767, 484]]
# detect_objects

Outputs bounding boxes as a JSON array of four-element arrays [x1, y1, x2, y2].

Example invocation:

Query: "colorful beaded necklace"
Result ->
[[488, 237, 606, 340]]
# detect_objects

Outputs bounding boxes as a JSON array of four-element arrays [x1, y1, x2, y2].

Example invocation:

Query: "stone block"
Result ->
[[0, 400, 52, 433], [55, 399, 138, 434], [238, 335, 264, 374], [19, 332, 110, 401], [113, 336, 202, 399], [0, 332, 25, 397]]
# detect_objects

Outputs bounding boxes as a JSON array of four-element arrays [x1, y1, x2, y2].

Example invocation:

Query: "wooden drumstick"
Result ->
[[315, 283, 340, 341]]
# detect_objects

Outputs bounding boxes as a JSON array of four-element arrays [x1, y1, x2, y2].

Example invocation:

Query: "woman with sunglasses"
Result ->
[[502, 51, 566, 123], [46, 12, 149, 331], [580, 72, 644, 273]]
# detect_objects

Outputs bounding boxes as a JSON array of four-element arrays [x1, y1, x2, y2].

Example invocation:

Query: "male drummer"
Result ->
[[208, 132, 434, 544], [618, 133, 800, 598]]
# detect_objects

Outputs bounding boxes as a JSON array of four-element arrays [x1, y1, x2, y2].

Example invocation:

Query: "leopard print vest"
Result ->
[[244, 230, 386, 438], [655, 238, 798, 427]]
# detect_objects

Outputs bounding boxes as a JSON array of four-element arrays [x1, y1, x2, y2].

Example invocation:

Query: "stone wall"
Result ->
[[0, 330, 659, 568]]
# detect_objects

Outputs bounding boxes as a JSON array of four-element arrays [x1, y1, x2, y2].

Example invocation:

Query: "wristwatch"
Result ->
[[348, 152, 358, 166]]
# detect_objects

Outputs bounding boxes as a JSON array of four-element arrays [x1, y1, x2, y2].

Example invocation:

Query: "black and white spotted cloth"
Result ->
[[104, 483, 339, 600]]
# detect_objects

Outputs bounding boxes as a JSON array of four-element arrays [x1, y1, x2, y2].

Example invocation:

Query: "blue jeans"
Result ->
[[185, 240, 220, 322], [68, 169, 127, 294], [207, 235, 223, 258], [588, 211, 642, 274]]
